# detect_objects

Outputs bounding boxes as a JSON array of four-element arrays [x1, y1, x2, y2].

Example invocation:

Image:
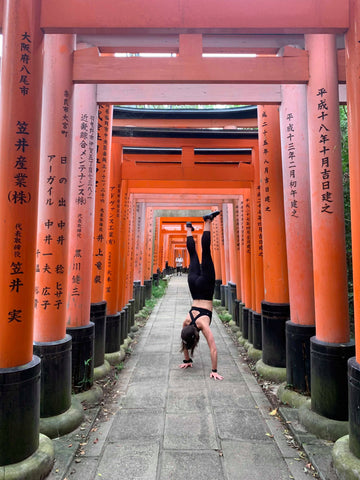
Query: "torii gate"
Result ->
[[1, 1, 360, 478]]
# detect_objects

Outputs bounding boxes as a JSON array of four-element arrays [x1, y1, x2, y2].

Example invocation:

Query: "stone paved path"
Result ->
[[49, 275, 312, 480]]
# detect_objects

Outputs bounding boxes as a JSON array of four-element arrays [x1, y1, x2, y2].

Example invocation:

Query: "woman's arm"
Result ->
[[179, 347, 193, 369], [200, 325, 223, 380]]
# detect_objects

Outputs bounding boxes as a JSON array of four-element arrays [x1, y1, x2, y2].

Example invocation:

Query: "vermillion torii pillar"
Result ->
[[133, 202, 146, 314], [0, 0, 52, 472], [222, 203, 232, 312], [33, 34, 80, 429], [250, 147, 264, 351], [258, 105, 289, 370], [306, 34, 354, 421], [242, 191, 253, 341], [104, 141, 122, 362], [143, 206, 154, 300], [212, 211, 222, 300], [226, 202, 238, 321], [279, 84, 316, 394], [90, 104, 113, 370], [345, 0, 360, 458], [66, 80, 98, 393], [233, 198, 243, 327]]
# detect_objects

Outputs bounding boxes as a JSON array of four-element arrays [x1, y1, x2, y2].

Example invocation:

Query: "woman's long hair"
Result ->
[[180, 325, 200, 356]]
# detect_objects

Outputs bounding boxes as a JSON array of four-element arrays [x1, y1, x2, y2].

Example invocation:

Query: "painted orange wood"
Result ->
[[34, 34, 75, 343], [0, 0, 43, 367], [258, 105, 289, 304], [91, 105, 113, 303], [66, 84, 98, 327], [40, 0, 348, 34], [306, 34, 349, 343], [280, 85, 315, 326], [345, 0, 360, 360], [103, 138, 122, 316], [243, 191, 252, 309], [73, 48, 308, 85]]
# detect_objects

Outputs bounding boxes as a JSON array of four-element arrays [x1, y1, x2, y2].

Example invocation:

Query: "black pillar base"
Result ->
[[311, 337, 355, 421], [140, 285, 146, 309], [0, 356, 40, 465], [224, 285, 229, 309], [252, 312, 262, 350], [261, 301, 290, 368], [214, 279, 221, 300], [238, 302, 244, 331], [220, 285, 225, 307], [66, 323, 94, 393], [144, 279, 152, 300], [152, 273, 159, 287], [234, 299, 240, 326], [33, 335, 72, 418], [123, 305, 129, 339], [228, 282, 237, 319], [105, 312, 121, 353], [129, 299, 135, 327], [248, 310, 254, 344], [119, 309, 125, 345], [242, 307, 249, 339], [133, 280, 141, 312], [349, 357, 360, 457], [90, 301, 107, 368], [286, 321, 315, 394]]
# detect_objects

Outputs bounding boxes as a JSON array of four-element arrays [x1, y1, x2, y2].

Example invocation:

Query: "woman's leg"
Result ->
[[200, 222, 215, 298], [201, 225, 215, 282], [186, 225, 202, 299], [186, 227, 200, 276]]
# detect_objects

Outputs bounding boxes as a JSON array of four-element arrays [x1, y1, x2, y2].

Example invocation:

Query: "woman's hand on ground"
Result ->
[[179, 362, 193, 369], [210, 371, 223, 380]]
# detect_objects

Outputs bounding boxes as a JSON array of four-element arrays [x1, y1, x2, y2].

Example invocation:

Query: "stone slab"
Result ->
[[108, 409, 164, 442], [97, 442, 160, 479], [221, 440, 297, 480], [159, 450, 224, 480], [166, 387, 211, 413], [214, 406, 272, 441], [120, 383, 167, 408], [164, 412, 218, 449]]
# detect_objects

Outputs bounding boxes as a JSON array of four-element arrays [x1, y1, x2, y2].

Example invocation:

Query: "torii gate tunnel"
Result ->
[[1, 0, 360, 477]]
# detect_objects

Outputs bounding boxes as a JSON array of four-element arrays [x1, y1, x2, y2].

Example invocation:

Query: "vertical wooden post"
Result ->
[[258, 105, 289, 369], [233, 198, 242, 327], [226, 202, 238, 320], [0, 0, 53, 471], [104, 140, 122, 358], [242, 191, 252, 340], [280, 84, 316, 393], [212, 212, 222, 300], [222, 204, 230, 311], [33, 34, 75, 421], [117, 178, 129, 311], [90, 104, 113, 368], [237, 195, 246, 330], [66, 78, 98, 392], [250, 147, 264, 350], [143, 206, 154, 300], [345, 0, 360, 456], [306, 34, 354, 420]]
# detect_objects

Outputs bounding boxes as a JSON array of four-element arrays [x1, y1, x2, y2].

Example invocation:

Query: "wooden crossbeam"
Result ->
[[39, 0, 348, 34]]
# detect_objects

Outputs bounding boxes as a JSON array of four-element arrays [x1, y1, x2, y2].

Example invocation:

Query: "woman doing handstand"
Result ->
[[179, 211, 223, 380]]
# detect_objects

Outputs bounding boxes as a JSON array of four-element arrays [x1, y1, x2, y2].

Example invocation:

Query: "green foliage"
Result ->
[[213, 304, 232, 323], [152, 278, 168, 298], [340, 106, 354, 333], [115, 362, 124, 371], [212, 299, 221, 307], [219, 311, 232, 323]]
